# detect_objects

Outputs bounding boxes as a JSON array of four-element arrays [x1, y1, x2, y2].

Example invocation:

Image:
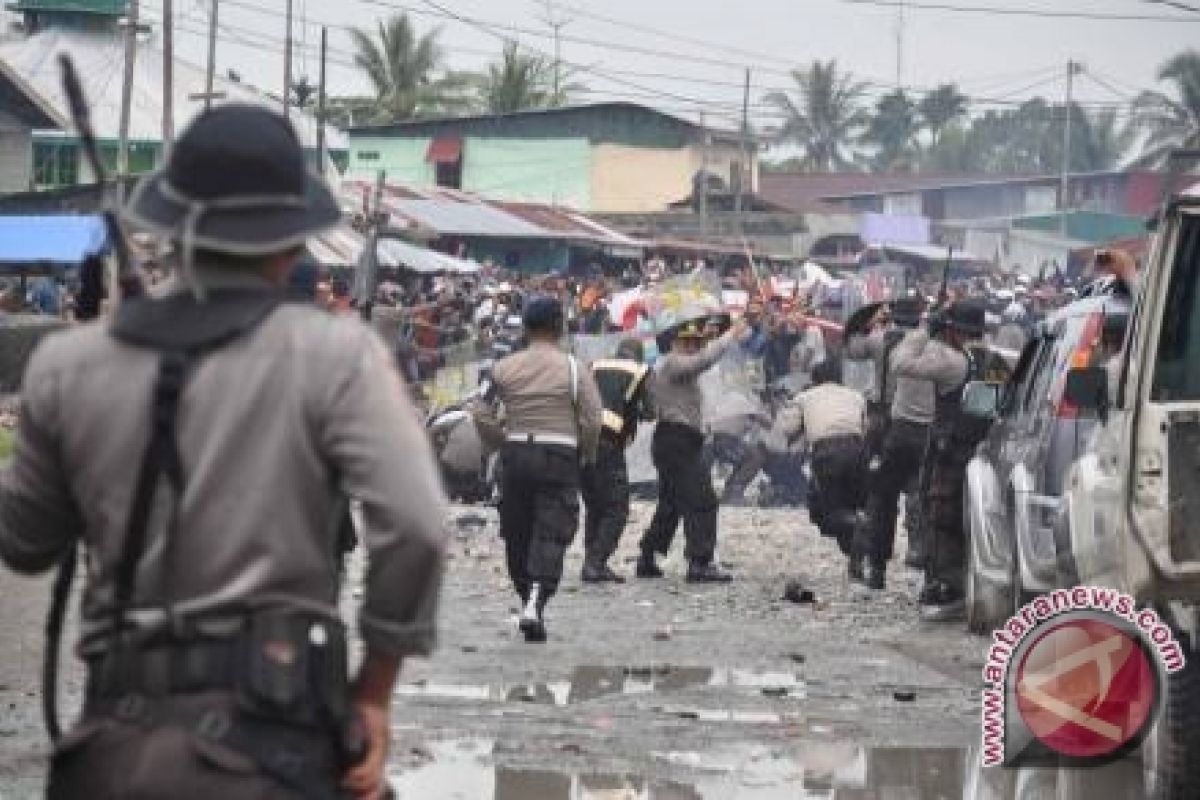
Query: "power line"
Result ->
[[837, 0, 1200, 21], [1142, 0, 1200, 13]]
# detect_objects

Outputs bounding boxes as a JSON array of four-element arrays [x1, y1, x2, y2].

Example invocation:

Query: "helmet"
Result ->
[[521, 295, 563, 334], [615, 337, 645, 363], [946, 300, 986, 338]]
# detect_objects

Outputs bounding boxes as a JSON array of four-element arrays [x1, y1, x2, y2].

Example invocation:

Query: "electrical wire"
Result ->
[[837, 0, 1200, 22]]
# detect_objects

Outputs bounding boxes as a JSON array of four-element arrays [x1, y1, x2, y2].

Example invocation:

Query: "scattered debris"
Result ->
[[782, 580, 816, 605], [893, 690, 917, 702]]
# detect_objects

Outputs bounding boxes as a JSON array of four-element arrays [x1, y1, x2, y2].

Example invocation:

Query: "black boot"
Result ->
[[582, 559, 626, 584], [918, 580, 965, 622], [687, 561, 733, 583], [847, 554, 866, 583], [519, 583, 548, 643], [866, 560, 886, 591], [635, 549, 664, 579]]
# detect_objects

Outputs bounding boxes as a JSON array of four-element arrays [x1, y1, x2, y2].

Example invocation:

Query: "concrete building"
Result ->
[[0, 56, 62, 193], [0, 0, 344, 191], [347, 103, 757, 215]]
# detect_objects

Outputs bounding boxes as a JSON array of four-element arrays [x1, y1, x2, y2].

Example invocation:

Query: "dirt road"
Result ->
[[0, 503, 1145, 798]]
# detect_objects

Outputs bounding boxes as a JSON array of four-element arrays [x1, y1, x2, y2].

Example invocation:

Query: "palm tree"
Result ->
[[863, 89, 920, 172], [479, 41, 556, 113], [918, 84, 969, 147], [1133, 50, 1200, 167], [764, 60, 869, 172], [349, 13, 471, 122], [1075, 109, 1135, 170]]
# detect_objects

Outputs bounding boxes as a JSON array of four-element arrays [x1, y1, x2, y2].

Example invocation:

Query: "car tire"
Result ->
[[1057, 757, 1143, 800], [965, 489, 1012, 634], [1143, 628, 1200, 800]]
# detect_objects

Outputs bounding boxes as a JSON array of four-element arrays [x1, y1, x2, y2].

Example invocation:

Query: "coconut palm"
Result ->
[[764, 60, 869, 172], [918, 83, 969, 147], [1075, 108, 1136, 170], [1133, 50, 1200, 167], [349, 13, 472, 122], [863, 89, 920, 172], [479, 42, 557, 113]]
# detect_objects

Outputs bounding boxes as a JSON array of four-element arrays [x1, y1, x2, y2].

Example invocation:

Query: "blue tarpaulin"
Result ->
[[0, 215, 107, 266]]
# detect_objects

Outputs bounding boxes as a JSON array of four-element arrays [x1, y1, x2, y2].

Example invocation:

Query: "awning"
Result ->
[[426, 136, 463, 164], [0, 215, 107, 265], [376, 237, 479, 275]]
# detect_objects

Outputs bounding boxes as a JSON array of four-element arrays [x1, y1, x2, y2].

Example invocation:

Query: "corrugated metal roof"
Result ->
[[0, 27, 346, 151], [339, 181, 645, 250]]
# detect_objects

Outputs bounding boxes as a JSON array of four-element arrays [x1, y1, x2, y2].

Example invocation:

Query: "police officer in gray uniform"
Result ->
[[581, 338, 654, 583], [637, 314, 750, 583], [474, 297, 603, 641], [892, 301, 989, 620], [0, 106, 448, 800]]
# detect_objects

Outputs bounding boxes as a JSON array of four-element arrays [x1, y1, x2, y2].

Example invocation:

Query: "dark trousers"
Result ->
[[924, 441, 973, 593], [807, 435, 868, 556], [712, 432, 766, 502], [864, 419, 929, 567], [581, 436, 630, 565], [499, 442, 581, 603], [640, 422, 719, 565], [48, 693, 341, 800]]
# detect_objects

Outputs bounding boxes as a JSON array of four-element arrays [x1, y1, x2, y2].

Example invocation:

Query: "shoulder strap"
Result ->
[[44, 291, 283, 742]]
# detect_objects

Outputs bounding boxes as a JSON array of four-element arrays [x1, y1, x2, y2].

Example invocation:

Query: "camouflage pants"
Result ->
[[923, 443, 973, 593], [499, 442, 581, 602], [581, 437, 630, 565]]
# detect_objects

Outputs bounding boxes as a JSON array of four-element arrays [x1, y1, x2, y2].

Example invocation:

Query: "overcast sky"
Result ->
[[142, 0, 1199, 133]]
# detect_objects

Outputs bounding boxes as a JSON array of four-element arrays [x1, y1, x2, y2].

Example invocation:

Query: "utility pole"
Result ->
[[895, 0, 905, 88], [284, 0, 294, 119], [1060, 59, 1082, 235], [162, 0, 173, 151], [735, 68, 751, 218], [540, 1, 572, 105], [699, 111, 709, 238], [117, 0, 139, 198], [204, 0, 218, 110], [317, 26, 327, 175]]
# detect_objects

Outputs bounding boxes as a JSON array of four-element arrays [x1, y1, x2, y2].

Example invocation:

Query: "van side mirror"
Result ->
[[961, 380, 1001, 420], [1064, 367, 1109, 413]]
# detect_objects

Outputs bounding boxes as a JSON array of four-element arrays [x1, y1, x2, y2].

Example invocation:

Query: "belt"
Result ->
[[87, 639, 239, 700], [506, 432, 578, 448], [812, 434, 864, 452]]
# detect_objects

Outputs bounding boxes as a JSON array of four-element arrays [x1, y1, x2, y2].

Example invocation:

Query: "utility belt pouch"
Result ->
[[237, 608, 349, 728]]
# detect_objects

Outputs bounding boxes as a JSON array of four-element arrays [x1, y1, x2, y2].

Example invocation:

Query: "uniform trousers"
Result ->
[[807, 434, 868, 556], [499, 441, 581, 603], [580, 435, 630, 565], [640, 422, 719, 565]]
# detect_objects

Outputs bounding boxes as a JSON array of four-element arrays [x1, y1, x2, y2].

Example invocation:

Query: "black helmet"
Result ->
[[811, 359, 843, 386], [615, 337, 645, 363], [522, 295, 564, 334], [946, 300, 986, 338]]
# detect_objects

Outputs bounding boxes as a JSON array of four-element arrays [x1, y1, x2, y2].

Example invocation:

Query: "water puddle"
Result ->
[[396, 666, 805, 706], [387, 739, 965, 799], [388, 739, 1148, 799]]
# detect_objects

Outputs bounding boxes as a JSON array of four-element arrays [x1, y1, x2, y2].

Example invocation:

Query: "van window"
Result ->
[[1152, 213, 1200, 402]]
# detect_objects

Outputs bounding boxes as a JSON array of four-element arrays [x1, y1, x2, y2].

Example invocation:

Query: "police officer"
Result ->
[[769, 359, 868, 570], [474, 296, 603, 641], [891, 301, 989, 620], [580, 338, 654, 583], [0, 106, 448, 799], [637, 314, 751, 583], [850, 304, 937, 590]]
